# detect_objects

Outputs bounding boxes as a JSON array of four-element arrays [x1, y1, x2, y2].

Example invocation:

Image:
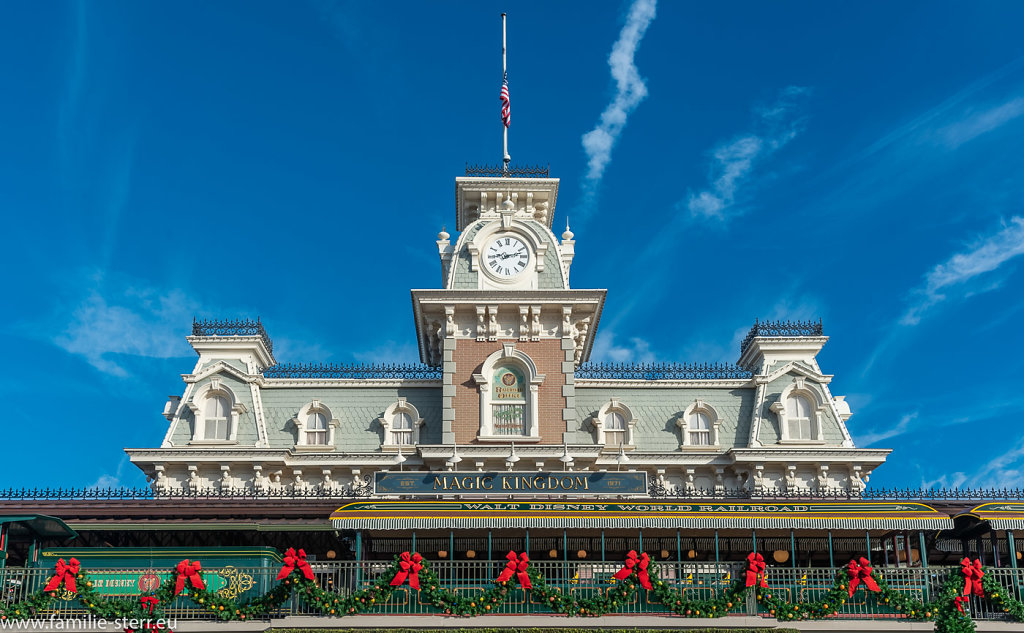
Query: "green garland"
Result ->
[[2, 552, 1023, 633]]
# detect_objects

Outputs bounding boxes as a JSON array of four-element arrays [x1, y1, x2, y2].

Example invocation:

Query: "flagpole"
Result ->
[[502, 13, 510, 173]]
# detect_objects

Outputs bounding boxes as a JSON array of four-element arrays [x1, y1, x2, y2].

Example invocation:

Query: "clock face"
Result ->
[[485, 235, 530, 278]]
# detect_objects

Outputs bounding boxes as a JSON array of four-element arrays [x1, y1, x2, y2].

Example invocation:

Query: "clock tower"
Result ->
[[412, 167, 606, 448]]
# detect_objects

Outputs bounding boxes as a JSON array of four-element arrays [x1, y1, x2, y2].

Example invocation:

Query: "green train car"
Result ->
[[31, 547, 283, 600]]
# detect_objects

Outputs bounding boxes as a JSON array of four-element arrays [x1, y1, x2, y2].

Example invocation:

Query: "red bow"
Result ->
[[954, 595, 969, 614], [495, 551, 531, 589], [744, 552, 768, 588], [960, 558, 984, 597], [173, 559, 205, 595], [389, 552, 424, 590], [44, 557, 80, 593], [140, 596, 159, 614], [277, 548, 315, 581], [612, 550, 653, 589], [846, 557, 880, 597]]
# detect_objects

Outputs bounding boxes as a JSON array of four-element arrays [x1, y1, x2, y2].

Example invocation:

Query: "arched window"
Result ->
[[473, 344, 544, 442], [593, 399, 637, 448], [392, 411, 413, 444], [604, 411, 626, 446], [678, 401, 722, 449], [771, 377, 825, 443], [306, 411, 328, 445], [204, 395, 230, 440], [786, 395, 813, 440], [687, 410, 711, 446], [186, 378, 244, 443], [492, 365, 527, 436], [379, 399, 424, 449], [295, 401, 339, 450]]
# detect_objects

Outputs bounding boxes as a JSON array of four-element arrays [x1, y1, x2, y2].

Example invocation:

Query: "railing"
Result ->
[[739, 318, 824, 355], [3, 486, 1024, 501], [2, 563, 1022, 621], [464, 163, 550, 178], [575, 362, 753, 380], [191, 318, 273, 353], [262, 362, 442, 380]]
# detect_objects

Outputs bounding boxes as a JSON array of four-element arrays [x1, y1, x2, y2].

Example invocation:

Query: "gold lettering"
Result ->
[[576, 476, 588, 490], [433, 476, 444, 491], [481, 476, 493, 490], [522, 476, 532, 490], [502, 477, 512, 490], [561, 476, 574, 489]]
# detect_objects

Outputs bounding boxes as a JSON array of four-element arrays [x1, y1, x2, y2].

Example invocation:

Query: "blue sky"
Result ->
[[3, 1, 1024, 491]]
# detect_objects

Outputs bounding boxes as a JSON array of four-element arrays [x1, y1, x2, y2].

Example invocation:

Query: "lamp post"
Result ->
[[615, 443, 629, 471], [506, 442, 520, 471], [446, 444, 463, 471], [559, 443, 574, 472]]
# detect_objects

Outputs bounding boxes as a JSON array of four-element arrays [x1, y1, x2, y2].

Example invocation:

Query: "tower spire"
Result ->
[[501, 13, 511, 173]]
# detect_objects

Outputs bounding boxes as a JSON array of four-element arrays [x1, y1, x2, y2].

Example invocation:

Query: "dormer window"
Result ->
[[604, 411, 626, 446], [204, 396, 230, 440], [306, 411, 328, 445], [592, 399, 637, 448], [687, 411, 711, 446], [786, 395, 813, 440], [380, 399, 424, 450], [392, 411, 413, 444], [771, 378, 826, 444], [295, 400, 339, 450], [186, 378, 244, 444], [678, 401, 722, 449]]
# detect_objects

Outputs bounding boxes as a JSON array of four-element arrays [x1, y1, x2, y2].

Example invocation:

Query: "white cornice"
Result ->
[[185, 361, 262, 385], [757, 361, 832, 384], [575, 379, 753, 389], [727, 448, 891, 465], [260, 379, 441, 389]]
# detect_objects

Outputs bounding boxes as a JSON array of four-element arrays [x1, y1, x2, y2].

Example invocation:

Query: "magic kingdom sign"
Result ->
[[373, 471, 648, 496]]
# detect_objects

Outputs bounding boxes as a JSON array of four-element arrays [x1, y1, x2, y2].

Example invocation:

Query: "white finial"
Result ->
[[502, 192, 515, 211], [438, 225, 450, 241], [562, 218, 574, 241]]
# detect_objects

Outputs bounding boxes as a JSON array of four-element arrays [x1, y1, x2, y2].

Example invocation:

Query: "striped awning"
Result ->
[[331, 500, 952, 531], [968, 502, 1024, 530]]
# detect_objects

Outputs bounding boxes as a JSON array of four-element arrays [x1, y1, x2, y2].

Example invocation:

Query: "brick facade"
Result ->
[[452, 339, 566, 444]]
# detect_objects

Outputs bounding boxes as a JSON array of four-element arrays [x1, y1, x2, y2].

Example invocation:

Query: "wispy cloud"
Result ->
[[89, 455, 129, 490], [580, 0, 657, 185], [686, 86, 810, 221], [51, 273, 196, 377], [856, 412, 917, 447], [924, 437, 1024, 489], [590, 331, 656, 363], [938, 97, 1024, 149], [901, 216, 1024, 325]]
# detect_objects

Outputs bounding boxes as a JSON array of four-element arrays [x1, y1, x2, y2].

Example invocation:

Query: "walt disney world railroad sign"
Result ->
[[373, 471, 649, 495]]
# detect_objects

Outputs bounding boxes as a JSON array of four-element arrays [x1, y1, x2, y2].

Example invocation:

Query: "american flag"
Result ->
[[500, 70, 511, 128]]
